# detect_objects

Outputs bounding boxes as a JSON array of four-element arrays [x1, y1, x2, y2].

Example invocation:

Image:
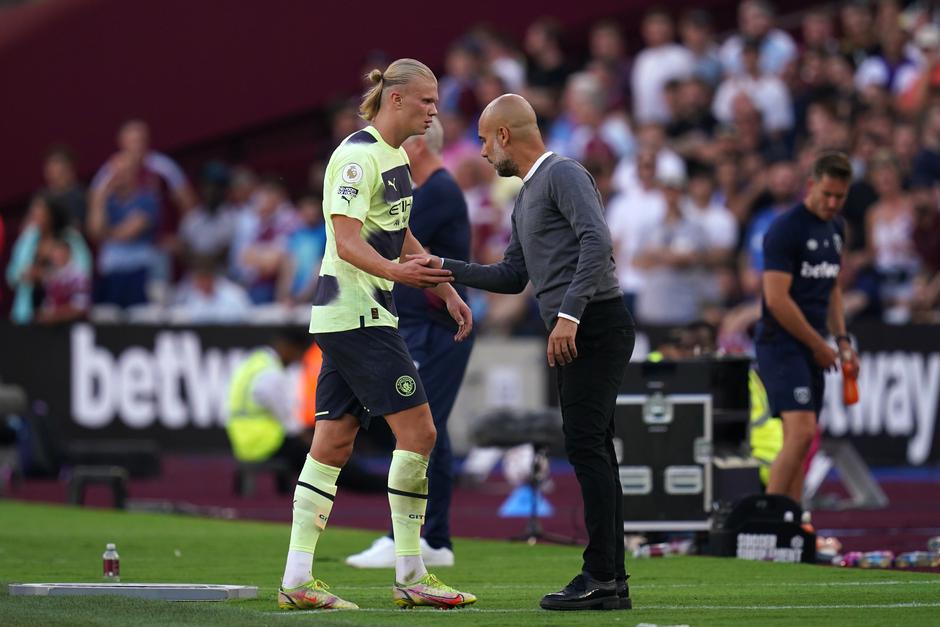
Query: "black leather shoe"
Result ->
[[540, 572, 620, 611], [616, 575, 632, 609]]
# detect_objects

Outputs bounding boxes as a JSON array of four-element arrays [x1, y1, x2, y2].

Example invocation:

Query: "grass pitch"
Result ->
[[1, 501, 939, 626]]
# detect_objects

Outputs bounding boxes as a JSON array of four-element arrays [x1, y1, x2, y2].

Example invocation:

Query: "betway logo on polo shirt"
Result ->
[[800, 261, 840, 279], [71, 325, 246, 429]]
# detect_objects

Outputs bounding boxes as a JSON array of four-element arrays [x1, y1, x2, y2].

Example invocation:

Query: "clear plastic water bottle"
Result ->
[[103, 543, 120, 582]]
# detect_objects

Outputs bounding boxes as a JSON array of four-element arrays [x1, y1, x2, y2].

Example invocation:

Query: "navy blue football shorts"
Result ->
[[313, 325, 428, 428], [755, 339, 825, 417]]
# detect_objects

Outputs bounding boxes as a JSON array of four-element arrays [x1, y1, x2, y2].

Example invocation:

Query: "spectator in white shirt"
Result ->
[[713, 37, 794, 134], [171, 256, 252, 324], [631, 8, 695, 124], [634, 170, 708, 325], [683, 164, 738, 305], [606, 149, 667, 311]]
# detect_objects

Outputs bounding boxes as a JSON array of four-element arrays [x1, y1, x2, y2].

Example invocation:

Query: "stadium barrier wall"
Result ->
[[0, 321, 937, 465]]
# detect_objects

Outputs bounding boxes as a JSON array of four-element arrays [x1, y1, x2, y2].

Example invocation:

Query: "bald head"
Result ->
[[480, 94, 540, 141], [478, 94, 546, 178]]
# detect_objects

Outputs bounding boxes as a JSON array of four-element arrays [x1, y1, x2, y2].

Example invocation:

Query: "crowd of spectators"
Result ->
[[3, 0, 940, 351]]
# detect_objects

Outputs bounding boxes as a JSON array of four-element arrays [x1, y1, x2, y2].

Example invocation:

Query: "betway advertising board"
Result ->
[[0, 322, 938, 464]]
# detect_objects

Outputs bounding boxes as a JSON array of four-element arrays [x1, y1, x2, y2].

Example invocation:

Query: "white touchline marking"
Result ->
[[262, 601, 940, 616], [331, 580, 940, 591]]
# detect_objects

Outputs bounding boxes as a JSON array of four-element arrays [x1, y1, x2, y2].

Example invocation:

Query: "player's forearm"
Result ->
[[767, 295, 828, 350], [335, 234, 398, 281], [827, 285, 847, 338]]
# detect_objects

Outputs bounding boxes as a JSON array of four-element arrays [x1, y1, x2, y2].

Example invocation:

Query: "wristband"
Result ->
[[835, 334, 852, 345]]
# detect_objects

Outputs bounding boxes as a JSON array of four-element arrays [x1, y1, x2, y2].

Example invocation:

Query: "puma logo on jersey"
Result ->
[[387, 178, 398, 192]]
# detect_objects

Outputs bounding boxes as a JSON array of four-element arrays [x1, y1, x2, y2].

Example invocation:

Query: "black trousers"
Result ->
[[555, 297, 635, 581]]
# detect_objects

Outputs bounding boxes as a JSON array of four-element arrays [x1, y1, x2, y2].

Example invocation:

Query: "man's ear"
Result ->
[[389, 89, 403, 109], [497, 126, 510, 146]]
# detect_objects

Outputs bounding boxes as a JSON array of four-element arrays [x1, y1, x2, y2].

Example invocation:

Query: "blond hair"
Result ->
[[359, 58, 437, 121]]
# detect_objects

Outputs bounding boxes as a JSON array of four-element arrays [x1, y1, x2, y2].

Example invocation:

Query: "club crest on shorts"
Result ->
[[396, 375, 417, 397], [794, 386, 811, 404]]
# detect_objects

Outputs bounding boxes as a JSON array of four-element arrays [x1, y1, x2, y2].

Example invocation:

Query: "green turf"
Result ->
[[1, 501, 939, 626]]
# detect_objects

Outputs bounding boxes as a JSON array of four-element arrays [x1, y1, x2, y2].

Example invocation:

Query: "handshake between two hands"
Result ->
[[398, 253, 472, 342]]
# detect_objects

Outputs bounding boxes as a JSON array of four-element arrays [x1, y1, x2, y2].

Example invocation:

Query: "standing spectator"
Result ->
[[897, 24, 940, 116], [634, 171, 708, 325], [683, 164, 738, 305], [588, 19, 633, 108], [523, 18, 573, 119], [800, 8, 838, 55], [607, 149, 666, 311], [631, 8, 694, 124], [473, 26, 526, 92], [89, 119, 197, 217], [679, 9, 723, 87], [439, 39, 483, 116], [912, 104, 940, 193], [549, 72, 633, 161], [43, 146, 87, 229], [87, 153, 161, 308], [278, 196, 327, 306], [840, 1, 878, 66], [720, 0, 797, 77], [713, 37, 794, 136], [667, 77, 719, 160], [866, 151, 920, 321], [612, 122, 686, 195], [741, 161, 801, 298], [35, 237, 91, 324], [230, 177, 298, 303], [171, 256, 252, 324], [7, 193, 91, 323], [179, 161, 238, 262], [854, 26, 920, 97]]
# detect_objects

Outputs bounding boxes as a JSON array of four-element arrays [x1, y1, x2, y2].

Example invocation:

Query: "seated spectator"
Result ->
[[230, 177, 298, 304], [632, 7, 695, 124], [912, 104, 940, 193], [633, 171, 708, 325], [713, 37, 794, 135], [277, 196, 326, 306], [7, 193, 91, 323], [179, 161, 238, 262], [87, 152, 161, 308], [35, 237, 91, 324], [171, 256, 252, 324], [720, 0, 797, 77], [866, 151, 920, 321], [912, 197, 940, 321], [43, 146, 87, 230]]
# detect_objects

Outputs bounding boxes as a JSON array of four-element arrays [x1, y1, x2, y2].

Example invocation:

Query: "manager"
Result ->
[[409, 94, 635, 611]]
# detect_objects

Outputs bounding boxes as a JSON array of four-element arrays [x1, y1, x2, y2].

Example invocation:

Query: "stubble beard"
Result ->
[[495, 158, 519, 178]]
